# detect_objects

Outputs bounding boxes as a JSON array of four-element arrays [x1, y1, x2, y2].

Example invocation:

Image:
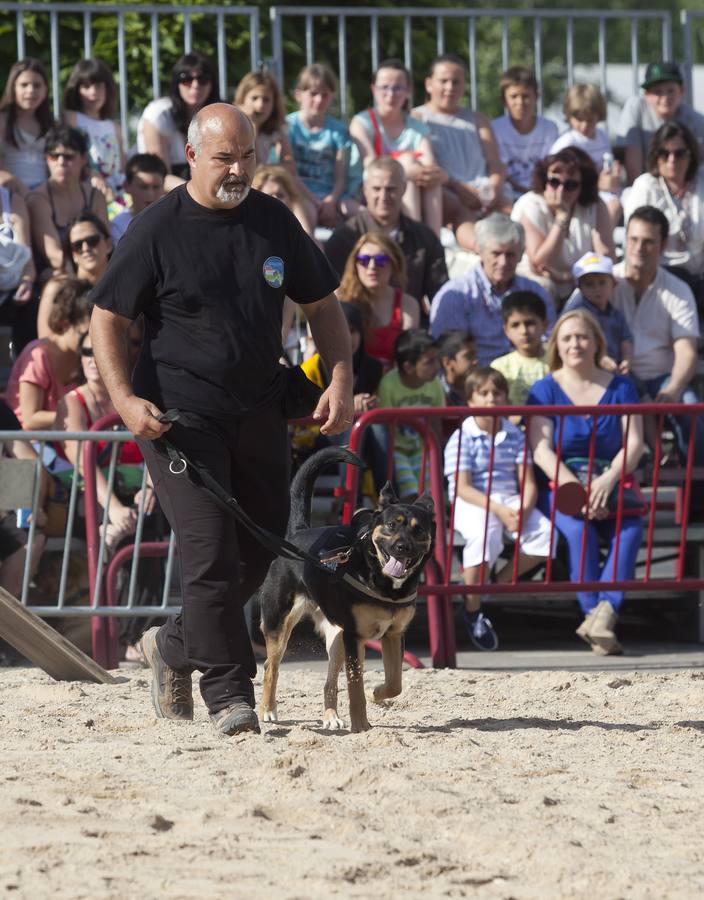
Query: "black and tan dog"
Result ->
[[257, 447, 435, 733]]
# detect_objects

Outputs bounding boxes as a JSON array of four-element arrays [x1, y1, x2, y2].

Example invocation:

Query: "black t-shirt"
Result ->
[[92, 186, 339, 416]]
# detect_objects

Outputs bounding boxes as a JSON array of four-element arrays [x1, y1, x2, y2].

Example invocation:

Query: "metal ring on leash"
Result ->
[[169, 457, 187, 475]]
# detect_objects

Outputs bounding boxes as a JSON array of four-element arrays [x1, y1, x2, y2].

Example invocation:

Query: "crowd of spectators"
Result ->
[[1, 46, 703, 660]]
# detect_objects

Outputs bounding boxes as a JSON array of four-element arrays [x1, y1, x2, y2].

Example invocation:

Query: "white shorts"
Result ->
[[453, 492, 554, 569]]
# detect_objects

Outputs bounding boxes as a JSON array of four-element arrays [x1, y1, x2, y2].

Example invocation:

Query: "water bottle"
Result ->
[[602, 151, 614, 174]]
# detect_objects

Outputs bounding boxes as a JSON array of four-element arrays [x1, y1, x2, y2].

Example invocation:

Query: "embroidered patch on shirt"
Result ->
[[263, 256, 284, 288]]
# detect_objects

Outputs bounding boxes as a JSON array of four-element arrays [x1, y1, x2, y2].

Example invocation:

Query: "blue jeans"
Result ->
[[554, 504, 643, 614], [642, 374, 704, 465]]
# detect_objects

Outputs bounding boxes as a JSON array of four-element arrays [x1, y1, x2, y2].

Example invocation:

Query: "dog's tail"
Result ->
[[288, 447, 362, 535]]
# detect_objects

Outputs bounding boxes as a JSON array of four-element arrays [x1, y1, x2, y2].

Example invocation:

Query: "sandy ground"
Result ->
[[1, 661, 703, 900]]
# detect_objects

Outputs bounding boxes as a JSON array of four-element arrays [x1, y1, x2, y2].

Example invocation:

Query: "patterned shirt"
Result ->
[[444, 416, 529, 501]]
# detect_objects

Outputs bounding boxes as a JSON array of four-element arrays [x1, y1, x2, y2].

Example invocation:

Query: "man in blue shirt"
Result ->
[[430, 213, 555, 365]]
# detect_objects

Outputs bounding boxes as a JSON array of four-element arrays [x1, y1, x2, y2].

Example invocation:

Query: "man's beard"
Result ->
[[216, 177, 250, 203]]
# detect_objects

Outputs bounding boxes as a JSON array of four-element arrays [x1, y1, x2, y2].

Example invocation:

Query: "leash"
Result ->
[[156, 416, 417, 608]]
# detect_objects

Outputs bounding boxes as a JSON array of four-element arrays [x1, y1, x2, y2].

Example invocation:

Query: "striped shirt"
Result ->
[[444, 416, 529, 501]]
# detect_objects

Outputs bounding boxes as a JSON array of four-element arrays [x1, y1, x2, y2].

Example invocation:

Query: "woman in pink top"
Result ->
[[6, 277, 91, 428]]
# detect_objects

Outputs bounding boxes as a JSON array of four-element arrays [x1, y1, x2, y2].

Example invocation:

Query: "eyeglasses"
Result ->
[[356, 253, 391, 268], [70, 234, 102, 253], [657, 147, 690, 161], [80, 347, 94, 358], [178, 72, 211, 86], [375, 85, 406, 94], [47, 151, 77, 162], [546, 176, 581, 192]]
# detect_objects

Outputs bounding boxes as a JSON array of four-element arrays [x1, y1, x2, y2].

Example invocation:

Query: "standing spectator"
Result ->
[[324, 157, 448, 310], [527, 310, 645, 656], [63, 58, 126, 204], [37, 213, 110, 338], [337, 231, 419, 366], [286, 63, 358, 229], [111, 153, 167, 245], [615, 61, 704, 185], [430, 213, 555, 364], [624, 122, 704, 309], [412, 54, 508, 251], [0, 58, 53, 194], [350, 59, 442, 235], [490, 291, 550, 405], [611, 205, 703, 463], [137, 52, 219, 182], [511, 147, 615, 301], [491, 66, 558, 200], [26, 126, 108, 277]]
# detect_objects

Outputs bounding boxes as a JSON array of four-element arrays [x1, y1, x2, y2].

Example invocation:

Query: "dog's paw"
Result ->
[[322, 708, 346, 730], [261, 707, 278, 723], [369, 686, 393, 707], [350, 718, 372, 733]]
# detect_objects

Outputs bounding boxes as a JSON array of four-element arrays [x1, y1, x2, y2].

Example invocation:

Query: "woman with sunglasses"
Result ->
[[26, 125, 108, 278], [624, 122, 704, 309], [338, 230, 419, 366], [137, 52, 219, 184], [512, 147, 615, 301], [37, 212, 111, 338]]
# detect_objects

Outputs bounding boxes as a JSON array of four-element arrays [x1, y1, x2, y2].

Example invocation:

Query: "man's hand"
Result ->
[[313, 379, 354, 436], [116, 396, 173, 440]]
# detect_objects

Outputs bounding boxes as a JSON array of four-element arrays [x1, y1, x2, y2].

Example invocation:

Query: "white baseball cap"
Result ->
[[572, 252, 614, 280]]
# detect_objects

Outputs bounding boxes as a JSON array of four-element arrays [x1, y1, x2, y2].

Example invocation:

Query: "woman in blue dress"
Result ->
[[527, 309, 645, 655]]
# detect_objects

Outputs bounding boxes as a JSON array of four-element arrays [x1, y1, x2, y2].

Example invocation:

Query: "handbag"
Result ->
[[564, 457, 645, 514], [281, 364, 323, 420]]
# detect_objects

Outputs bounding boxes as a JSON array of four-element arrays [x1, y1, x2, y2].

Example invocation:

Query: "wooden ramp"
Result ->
[[0, 587, 116, 684]]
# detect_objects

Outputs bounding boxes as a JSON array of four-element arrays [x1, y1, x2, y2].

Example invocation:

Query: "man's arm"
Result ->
[[89, 306, 170, 440], [302, 293, 354, 435], [655, 336, 698, 403]]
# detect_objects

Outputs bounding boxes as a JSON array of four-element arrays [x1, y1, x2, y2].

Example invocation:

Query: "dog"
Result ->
[[257, 447, 435, 733]]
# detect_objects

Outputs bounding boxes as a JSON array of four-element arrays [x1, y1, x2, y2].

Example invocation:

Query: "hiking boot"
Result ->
[[463, 608, 499, 652], [210, 701, 261, 736], [141, 627, 194, 721], [588, 600, 623, 656]]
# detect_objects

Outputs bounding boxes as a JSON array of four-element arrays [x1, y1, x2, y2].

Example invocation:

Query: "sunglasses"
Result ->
[[47, 151, 77, 162], [178, 72, 211, 86], [80, 347, 94, 358], [657, 147, 690, 161], [356, 253, 391, 268], [546, 176, 581, 192], [70, 234, 102, 253]]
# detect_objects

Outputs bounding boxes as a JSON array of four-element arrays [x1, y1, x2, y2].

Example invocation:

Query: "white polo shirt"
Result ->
[[611, 264, 699, 380]]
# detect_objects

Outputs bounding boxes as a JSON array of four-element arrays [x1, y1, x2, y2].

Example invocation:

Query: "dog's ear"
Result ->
[[378, 482, 399, 509], [351, 507, 374, 533], [413, 492, 435, 515]]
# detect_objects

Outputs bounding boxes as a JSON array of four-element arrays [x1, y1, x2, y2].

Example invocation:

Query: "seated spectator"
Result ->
[[527, 309, 645, 656], [563, 253, 633, 373], [615, 61, 704, 186], [63, 58, 126, 205], [412, 54, 509, 251], [0, 181, 37, 354], [37, 213, 110, 338], [286, 63, 358, 230], [350, 58, 442, 235], [111, 153, 167, 245], [445, 366, 553, 652], [491, 66, 558, 200], [235, 70, 294, 170], [435, 329, 477, 405], [26, 126, 108, 277], [377, 329, 444, 500], [511, 147, 615, 301], [611, 205, 703, 463], [0, 58, 53, 194], [623, 122, 704, 309], [324, 157, 448, 311], [137, 52, 219, 183], [550, 83, 622, 229], [490, 291, 550, 405], [6, 278, 91, 429], [430, 213, 555, 364], [338, 231, 420, 366]]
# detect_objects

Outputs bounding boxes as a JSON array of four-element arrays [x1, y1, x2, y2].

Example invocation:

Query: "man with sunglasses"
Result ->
[[615, 61, 704, 185], [90, 103, 353, 737]]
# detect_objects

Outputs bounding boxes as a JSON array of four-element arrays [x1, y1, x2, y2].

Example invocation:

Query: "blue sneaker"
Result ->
[[463, 608, 499, 651]]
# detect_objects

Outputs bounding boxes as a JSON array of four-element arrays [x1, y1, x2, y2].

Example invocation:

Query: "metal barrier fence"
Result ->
[[342, 403, 704, 667], [682, 10, 704, 106]]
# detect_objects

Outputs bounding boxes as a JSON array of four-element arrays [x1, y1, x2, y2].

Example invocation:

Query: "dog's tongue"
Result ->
[[383, 556, 407, 578]]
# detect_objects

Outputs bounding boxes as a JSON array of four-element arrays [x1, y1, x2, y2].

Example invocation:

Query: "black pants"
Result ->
[[138, 406, 290, 713]]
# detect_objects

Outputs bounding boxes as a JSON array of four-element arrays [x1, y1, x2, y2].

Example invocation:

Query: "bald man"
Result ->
[[90, 104, 353, 736]]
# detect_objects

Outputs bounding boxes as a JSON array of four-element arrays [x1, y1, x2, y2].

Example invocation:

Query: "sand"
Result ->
[[1, 662, 703, 899]]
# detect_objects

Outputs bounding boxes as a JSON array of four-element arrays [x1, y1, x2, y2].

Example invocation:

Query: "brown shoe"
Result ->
[[141, 627, 194, 720], [210, 701, 260, 736]]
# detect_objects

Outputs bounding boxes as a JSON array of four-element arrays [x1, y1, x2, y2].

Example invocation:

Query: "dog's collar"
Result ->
[[341, 573, 417, 607]]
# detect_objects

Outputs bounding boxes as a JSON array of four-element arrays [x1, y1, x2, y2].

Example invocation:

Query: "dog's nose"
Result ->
[[393, 541, 410, 557]]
